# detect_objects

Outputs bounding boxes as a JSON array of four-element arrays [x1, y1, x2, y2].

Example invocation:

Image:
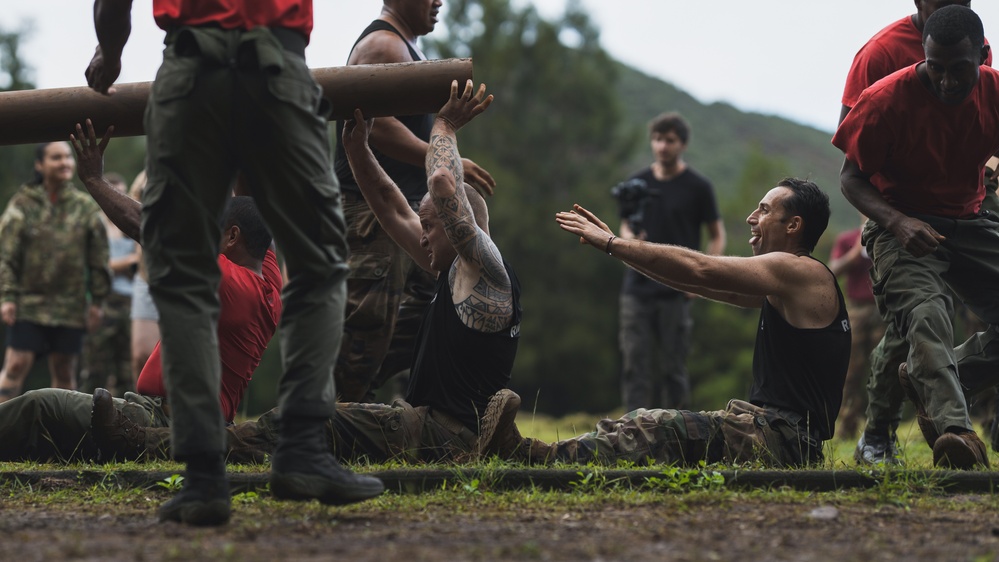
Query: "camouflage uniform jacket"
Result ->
[[0, 183, 111, 328]]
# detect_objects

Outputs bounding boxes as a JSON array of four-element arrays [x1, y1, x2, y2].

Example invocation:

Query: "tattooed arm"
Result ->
[[427, 80, 513, 333]]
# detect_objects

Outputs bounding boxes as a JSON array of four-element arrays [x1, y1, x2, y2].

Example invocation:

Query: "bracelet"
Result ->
[[605, 235, 616, 255]]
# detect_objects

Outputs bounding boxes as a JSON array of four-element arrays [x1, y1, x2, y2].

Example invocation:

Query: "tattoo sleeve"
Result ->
[[427, 129, 513, 332]]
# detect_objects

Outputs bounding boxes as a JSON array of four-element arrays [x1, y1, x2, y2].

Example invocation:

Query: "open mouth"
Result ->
[[749, 231, 760, 245]]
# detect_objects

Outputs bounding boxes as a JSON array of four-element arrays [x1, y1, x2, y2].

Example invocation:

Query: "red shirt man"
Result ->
[[137, 249, 282, 422], [834, 65, 999, 218]]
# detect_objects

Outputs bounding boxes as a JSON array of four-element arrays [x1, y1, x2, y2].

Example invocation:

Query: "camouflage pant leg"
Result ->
[[80, 293, 132, 396], [328, 401, 475, 463], [547, 407, 719, 466], [548, 400, 817, 467], [335, 194, 416, 402]]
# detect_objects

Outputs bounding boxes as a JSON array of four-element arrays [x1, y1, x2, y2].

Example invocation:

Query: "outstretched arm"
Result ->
[[341, 109, 429, 272], [87, 0, 133, 95], [556, 205, 804, 309], [71, 120, 142, 242], [426, 80, 513, 332]]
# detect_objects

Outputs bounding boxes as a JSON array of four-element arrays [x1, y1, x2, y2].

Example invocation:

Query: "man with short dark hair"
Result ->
[[499, 178, 848, 466], [835, 5, 999, 469], [615, 111, 725, 412]]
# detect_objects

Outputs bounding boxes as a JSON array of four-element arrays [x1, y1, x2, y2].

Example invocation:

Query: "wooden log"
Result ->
[[0, 58, 472, 146]]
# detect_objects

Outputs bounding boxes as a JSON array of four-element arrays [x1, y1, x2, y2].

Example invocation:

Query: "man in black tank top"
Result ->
[[332, 0, 497, 404], [501, 178, 850, 467]]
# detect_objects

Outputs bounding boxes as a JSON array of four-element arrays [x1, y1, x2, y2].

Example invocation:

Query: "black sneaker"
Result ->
[[854, 431, 902, 466]]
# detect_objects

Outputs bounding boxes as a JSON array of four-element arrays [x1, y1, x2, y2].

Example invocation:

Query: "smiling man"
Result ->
[[834, 5, 999, 469], [494, 178, 849, 467]]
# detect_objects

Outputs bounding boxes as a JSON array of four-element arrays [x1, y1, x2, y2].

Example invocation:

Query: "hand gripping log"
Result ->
[[0, 58, 473, 146]]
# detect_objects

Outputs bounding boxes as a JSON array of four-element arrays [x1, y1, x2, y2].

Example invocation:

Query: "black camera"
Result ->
[[611, 177, 654, 234]]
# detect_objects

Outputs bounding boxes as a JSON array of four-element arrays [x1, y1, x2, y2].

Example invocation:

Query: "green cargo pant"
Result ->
[[540, 399, 822, 467], [0, 388, 168, 462], [143, 400, 477, 464], [141, 26, 349, 457], [864, 215, 999, 435]]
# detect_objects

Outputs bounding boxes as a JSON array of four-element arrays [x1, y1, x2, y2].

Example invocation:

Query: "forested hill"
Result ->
[[614, 62, 856, 238]]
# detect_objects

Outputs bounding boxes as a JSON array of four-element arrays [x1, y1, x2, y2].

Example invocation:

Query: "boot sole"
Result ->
[[270, 472, 384, 506], [158, 498, 231, 526]]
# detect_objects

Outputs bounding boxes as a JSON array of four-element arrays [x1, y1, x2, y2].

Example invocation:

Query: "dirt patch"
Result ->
[[2, 488, 998, 561]]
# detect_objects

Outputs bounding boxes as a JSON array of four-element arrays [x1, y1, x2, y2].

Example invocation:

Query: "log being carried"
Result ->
[[0, 58, 473, 146]]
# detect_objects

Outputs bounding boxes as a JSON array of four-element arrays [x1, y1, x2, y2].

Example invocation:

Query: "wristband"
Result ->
[[606, 235, 616, 255]]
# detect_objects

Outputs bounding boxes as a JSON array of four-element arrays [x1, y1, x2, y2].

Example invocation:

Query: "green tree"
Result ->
[[426, 0, 639, 414]]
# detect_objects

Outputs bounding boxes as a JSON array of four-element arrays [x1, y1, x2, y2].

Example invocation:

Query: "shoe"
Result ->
[[91, 388, 146, 461], [477, 389, 523, 459], [158, 455, 231, 526], [932, 431, 989, 469], [898, 363, 940, 447], [270, 415, 384, 506], [854, 430, 902, 466]]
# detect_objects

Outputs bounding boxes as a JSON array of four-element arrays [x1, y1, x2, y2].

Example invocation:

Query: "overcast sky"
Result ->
[[4, 1, 999, 133]]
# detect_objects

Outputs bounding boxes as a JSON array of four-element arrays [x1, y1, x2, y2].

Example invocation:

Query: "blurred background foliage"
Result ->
[[0, 0, 853, 417]]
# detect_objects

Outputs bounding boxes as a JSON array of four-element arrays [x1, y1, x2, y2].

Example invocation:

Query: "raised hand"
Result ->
[[70, 119, 114, 185], [342, 108, 375, 157], [437, 80, 493, 133], [555, 204, 615, 251]]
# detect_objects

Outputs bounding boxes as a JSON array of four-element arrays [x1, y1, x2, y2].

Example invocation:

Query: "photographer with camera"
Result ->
[[614, 112, 725, 411]]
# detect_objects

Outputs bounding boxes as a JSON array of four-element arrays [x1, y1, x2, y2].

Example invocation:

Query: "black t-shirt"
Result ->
[[620, 166, 720, 299], [333, 20, 435, 202], [406, 260, 522, 432], [749, 260, 850, 441]]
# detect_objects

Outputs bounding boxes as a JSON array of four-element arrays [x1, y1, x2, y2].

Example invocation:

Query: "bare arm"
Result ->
[[71, 120, 142, 242], [557, 204, 838, 326], [839, 157, 944, 258], [341, 109, 429, 272], [87, 0, 133, 94], [426, 80, 512, 332]]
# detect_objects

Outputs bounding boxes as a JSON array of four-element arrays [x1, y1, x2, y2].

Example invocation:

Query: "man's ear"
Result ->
[[785, 216, 803, 236], [222, 225, 240, 249]]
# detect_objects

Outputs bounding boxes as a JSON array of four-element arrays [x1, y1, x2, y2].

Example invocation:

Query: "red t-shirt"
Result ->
[[832, 65, 999, 219], [842, 16, 992, 108], [831, 228, 874, 305], [136, 250, 282, 422], [153, 0, 313, 41]]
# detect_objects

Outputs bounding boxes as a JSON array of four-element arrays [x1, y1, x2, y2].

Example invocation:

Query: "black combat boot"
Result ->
[[158, 453, 231, 526], [269, 415, 384, 505]]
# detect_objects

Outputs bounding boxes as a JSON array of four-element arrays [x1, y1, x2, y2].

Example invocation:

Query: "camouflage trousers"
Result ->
[[539, 399, 823, 467], [145, 399, 478, 464], [335, 192, 436, 402], [80, 293, 133, 396]]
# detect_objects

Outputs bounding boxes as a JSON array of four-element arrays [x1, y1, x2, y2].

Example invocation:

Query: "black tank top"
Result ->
[[333, 20, 435, 202], [406, 260, 522, 432], [749, 258, 850, 441]]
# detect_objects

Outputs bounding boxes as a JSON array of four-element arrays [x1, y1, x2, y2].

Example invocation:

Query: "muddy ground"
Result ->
[[3, 485, 999, 561]]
